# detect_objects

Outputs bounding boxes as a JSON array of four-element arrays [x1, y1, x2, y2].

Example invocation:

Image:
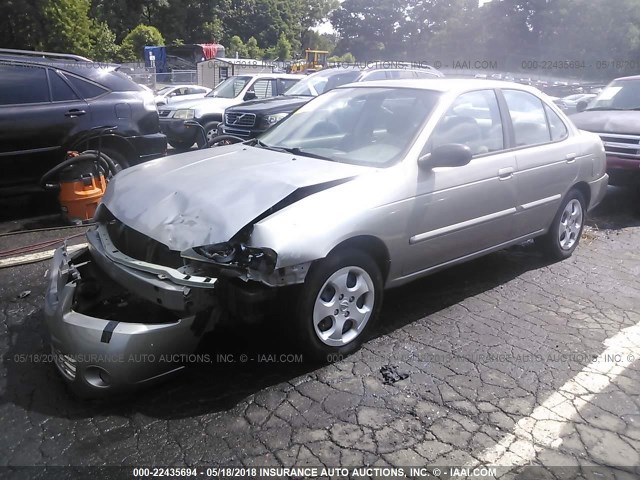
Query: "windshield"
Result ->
[[207, 76, 251, 99], [588, 79, 640, 110], [156, 86, 173, 95], [258, 87, 440, 167], [285, 69, 361, 97]]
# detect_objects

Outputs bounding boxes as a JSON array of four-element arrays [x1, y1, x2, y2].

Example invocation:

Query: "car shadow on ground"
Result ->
[[587, 185, 640, 230], [1, 241, 555, 421]]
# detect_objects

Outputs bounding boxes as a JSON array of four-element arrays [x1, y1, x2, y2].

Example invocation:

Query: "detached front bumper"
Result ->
[[43, 242, 217, 397]]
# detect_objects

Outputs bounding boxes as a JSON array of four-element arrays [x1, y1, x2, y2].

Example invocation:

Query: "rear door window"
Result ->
[[0, 63, 50, 105], [544, 104, 569, 141], [503, 89, 552, 147], [250, 79, 275, 99], [49, 70, 79, 102], [63, 74, 108, 99]]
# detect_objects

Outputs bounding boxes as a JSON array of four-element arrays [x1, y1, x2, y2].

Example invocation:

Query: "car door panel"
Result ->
[[406, 150, 518, 275], [404, 89, 517, 275], [501, 89, 579, 236]]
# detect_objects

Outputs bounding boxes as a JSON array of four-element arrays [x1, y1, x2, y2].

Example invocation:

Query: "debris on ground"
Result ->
[[380, 365, 409, 385]]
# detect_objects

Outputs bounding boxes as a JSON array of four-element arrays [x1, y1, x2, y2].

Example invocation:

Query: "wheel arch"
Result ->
[[326, 235, 391, 283], [570, 181, 591, 208]]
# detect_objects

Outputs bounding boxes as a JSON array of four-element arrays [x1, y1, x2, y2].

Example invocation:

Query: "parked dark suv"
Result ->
[[0, 49, 167, 195], [221, 65, 444, 139]]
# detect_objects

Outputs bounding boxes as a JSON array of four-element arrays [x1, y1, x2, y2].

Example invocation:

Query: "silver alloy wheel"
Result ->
[[312, 266, 375, 347], [558, 198, 583, 250], [206, 126, 218, 143]]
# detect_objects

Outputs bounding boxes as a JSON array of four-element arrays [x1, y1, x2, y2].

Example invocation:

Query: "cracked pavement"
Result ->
[[0, 187, 639, 479]]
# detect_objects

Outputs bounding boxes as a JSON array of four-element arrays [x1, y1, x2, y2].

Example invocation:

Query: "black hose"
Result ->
[[39, 151, 120, 190], [81, 150, 122, 175]]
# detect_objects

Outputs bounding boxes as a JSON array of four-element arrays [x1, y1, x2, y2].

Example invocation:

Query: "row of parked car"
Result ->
[[2, 48, 637, 198]]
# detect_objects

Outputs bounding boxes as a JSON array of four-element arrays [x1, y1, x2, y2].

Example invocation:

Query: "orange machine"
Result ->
[[40, 150, 120, 224], [57, 153, 107, 222]]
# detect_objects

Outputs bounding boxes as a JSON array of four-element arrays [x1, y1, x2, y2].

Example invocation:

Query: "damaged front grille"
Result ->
[[104, 214, 183, 269]]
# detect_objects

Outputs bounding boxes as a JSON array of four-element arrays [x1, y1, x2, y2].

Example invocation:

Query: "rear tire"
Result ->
[[291, 249, 383, 362], [535, 189, 586, 260]]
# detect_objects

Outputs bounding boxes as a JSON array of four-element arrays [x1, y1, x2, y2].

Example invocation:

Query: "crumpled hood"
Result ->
[[571, 110, 640, 135], [101, 146, 368, 251]]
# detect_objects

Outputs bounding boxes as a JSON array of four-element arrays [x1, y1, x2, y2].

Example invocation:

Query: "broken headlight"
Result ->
[[191, 243, 277, 273]]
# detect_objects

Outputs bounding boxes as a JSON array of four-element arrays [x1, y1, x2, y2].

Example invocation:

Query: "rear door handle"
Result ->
[[566, 153, 577, 163], [498, 167, 514, 180], [65, 109, 86, 117]]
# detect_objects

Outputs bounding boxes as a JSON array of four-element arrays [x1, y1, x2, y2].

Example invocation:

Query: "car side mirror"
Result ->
[[576, 100, 588, 113], [419, 144, 473, 170], [244, 91, 257, 101]]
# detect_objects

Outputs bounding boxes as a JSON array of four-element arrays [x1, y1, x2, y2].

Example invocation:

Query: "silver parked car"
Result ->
[[44, 79, 608, 396]]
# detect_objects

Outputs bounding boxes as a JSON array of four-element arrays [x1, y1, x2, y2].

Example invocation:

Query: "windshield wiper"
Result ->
[[279, 147, 334, 161], [252, 139, 290, 153], [585, 107, 626, 111]]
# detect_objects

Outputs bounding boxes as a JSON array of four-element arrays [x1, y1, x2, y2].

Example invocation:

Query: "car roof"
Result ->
[[340, 78, 544, 95], [613, 75, 640, 81], [0, 56, 142, 91], [233, 73, 303, 79]]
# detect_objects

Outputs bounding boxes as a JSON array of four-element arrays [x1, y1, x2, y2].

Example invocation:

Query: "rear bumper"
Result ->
[[43, 240, 217, 397], [587, 173, 609, 211]]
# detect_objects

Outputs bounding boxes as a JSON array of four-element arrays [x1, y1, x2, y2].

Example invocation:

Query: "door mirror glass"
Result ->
[[419, 144, 473, 169]]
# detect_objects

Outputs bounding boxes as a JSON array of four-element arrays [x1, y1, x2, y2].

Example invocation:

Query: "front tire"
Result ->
[[168, 139, 195, 151], [197, 121, 220, 148], [292, 249, 383, 361], [536, 189, 586, 260]]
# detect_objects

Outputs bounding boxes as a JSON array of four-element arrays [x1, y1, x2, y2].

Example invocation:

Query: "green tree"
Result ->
[[330, 0, 407, 59], [228, 35, 248, 58], [42, 0, 94, 56], [246, 36, 264, 59], [276, 32, 292, 60], [90, 21, 120, 61], [120, 24, 165, 60], [202, 17, 224, 43]]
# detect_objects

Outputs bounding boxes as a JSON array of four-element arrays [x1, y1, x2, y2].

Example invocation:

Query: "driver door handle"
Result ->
[[498, 167, 514, 180], [65, 109, 86, 117]]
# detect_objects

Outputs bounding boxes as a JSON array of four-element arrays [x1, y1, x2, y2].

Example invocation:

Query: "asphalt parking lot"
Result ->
[[0, 187, 639, 478]]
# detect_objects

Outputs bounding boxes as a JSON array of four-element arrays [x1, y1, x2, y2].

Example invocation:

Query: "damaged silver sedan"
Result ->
[[44, 80, 608, 395]]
